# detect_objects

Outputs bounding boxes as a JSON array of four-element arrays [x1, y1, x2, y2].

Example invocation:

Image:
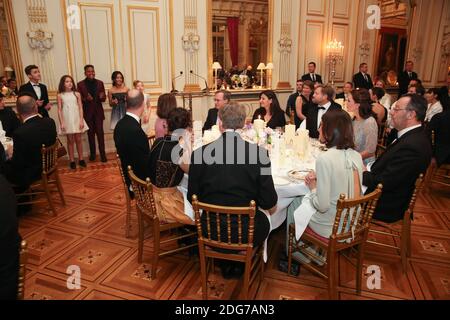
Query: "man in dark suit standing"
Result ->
[[114, 89, 151, 189], [0, 173, 21, 300], [398, 61, 418, 97], [299, 85, 342, 138], [202, 90, 231, 131], [0, 93, 20, 137], [188, 102, 277, 278], [301, 62, 323, 84], [77, 65, 107, 162], [363, 94, 432, 223], [18, 65, 51, 118], [3, 95, 57, 189], [353, 63, 373, 90]]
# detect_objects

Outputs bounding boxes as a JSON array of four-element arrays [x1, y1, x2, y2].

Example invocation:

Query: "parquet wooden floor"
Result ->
[[19, 154, 450, 300]]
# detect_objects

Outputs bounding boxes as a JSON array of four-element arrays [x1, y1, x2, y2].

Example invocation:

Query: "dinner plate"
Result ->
[[287, 169, 309, 181], [273, 176, 290, 186]]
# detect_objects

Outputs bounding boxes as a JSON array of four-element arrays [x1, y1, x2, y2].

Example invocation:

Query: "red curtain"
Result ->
[[227, 18, 239, 67]]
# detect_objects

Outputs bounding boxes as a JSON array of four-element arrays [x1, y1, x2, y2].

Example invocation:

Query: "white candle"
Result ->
[[254, 116, 266, 132], [284, 124, 296, 144]]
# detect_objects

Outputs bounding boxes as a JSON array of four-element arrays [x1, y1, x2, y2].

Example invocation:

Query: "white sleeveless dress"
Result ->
[[59, 92, 89, 135]]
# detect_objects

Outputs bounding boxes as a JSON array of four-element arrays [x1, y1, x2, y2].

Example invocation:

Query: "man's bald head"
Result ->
[[127, 89, 144, 110], [16, 95, 37, 117]]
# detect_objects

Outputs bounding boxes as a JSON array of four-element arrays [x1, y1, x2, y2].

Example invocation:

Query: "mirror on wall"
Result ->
[[211, 0, 269, 88]]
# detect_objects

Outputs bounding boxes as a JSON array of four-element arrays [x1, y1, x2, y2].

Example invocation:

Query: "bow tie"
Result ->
[[32, 84, 40, 87], [318, 106, 326, 110]]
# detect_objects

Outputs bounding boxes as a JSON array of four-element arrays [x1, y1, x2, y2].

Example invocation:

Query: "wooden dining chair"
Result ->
[[425, 130, 450, 189], [288, 185, 383, 300], [128, 166, 197, 279], [192, 195, 264, 300], [15, 142, 65, 216], [17, 240, 28, 300], [367, 174, 424, 273], [116, 155, 133, 238]]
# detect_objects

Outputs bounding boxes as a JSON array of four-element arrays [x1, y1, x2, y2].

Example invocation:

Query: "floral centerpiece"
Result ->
[[240, 123, 274, 146], [230, 74, 241, 88]]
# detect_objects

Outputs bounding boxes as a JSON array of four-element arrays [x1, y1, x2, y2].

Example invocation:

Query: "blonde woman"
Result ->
[[133, 80, 152, 134]]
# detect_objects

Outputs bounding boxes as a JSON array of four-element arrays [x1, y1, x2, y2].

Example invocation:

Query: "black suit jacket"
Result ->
[[202, 108, 219, 132], [305, 102, 342, 138], [398, 71, 418, 96], [301, 73, 323, 84], [353, 72, 373, 90], [285, 92, 300, 117], [363, 127, 432, 223], [114, 115, 151, 187], [4, 116, 56, 188], [0, 107, 20, 137], [18, 82, 50, 118], [0, 174, 20, 300], [428, 110, 450, 166]]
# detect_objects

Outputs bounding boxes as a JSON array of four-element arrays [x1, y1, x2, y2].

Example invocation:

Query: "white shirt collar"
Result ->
[[320, 101, 331, 110], [30, 81, 40, 86], [397, 124, 422, 139], [126, 112, 140, 124], [23, 114, 40, 123]]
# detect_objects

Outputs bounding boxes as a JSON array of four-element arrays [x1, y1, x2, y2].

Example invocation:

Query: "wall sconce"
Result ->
[[257, 63, 266, 88], [265, 63, 274, 89], [212, 62, 222, 91], [326, 39, 344, 87]]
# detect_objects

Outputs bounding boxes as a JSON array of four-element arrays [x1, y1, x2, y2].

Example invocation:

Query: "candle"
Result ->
[[253, 117, 266, 132], [284, 124, 296, 144]]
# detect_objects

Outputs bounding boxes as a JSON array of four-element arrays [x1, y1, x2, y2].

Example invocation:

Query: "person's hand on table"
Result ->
[[305, 170, 317, 191]]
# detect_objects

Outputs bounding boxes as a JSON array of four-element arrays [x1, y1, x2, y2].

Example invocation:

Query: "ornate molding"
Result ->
[[278, 36, 292, 54], [182, 32, 200, 53], [411, 47, 423, 61], [359, 43, 370, 59], [26, 29, 53, 53]]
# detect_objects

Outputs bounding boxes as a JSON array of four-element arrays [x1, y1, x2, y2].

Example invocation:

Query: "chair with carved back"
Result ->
[[128, 166, 196, 279], [148, 134, 156, 146], [288, 185, 383, 300], [116, 155, 133, 238], [425, 130, 450, 189], [15, 142, 65, 216], [17, 240, 27, 300], [368, 174, 424, 273], [192, 195, 264, 300]]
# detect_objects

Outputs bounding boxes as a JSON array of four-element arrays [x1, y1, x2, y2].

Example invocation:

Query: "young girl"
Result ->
[[133, 80, 152, 134], [108, 71, 128, 130], [57, 75, 89, 169]]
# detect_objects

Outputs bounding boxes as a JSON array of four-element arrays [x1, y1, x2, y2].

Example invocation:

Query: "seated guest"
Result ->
[[408, 83, 425, 96], [425, 88, 443, 122], [300, 85, 342, 138], [374, 79, 392, 111], [370, 87, 387, 126], [114, 89, 151, 189], [7, 79, 19, 97], [3, 95, 57, 190], [203, 90, 231, 131], [155, 93, 177, 138], [149, 108, 194, 225], [0, 93, 20, 137], [363, 94, 432, 223], [0, 174, 21, 300], [347, 89, 378, 165], [428, 102, 449, 167], [188, 102, 277, 277], [285, 79, 303, 120], [252, 90, 286, 129], [335, 82, 353, 101], [301, 62, 323, 84], [292, 80, 314, 129], [286, 110, 363, 263]]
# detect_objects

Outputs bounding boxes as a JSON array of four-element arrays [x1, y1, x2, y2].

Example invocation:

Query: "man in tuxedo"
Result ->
[[285, 79, 303, 118], [301, 62, 323, 84], [188, 102, 277, 278], [78, 65, 107, 162], [363, 94, 432, 223], [428, 108, 450, 167], [202, 90, 231, 131], [18, 65, 51, 118], [335, 82, 353, 101], [0, 173, 21, 300], [0, 93, 20, 137], [3, 95, 57, 189], [398, 61, 418, 97], [353, 63, 373, 90], [114, 89, 151, 189], [300, 85, 342, 138]]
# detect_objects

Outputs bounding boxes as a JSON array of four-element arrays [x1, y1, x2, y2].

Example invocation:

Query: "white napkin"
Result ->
[[260, 208, 273, 263], [293, 192, 317, 240]]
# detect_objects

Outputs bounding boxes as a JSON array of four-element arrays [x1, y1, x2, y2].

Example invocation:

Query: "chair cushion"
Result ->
[[304, 226, 329, 243]]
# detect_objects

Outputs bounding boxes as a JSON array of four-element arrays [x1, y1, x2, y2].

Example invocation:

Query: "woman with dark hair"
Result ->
[[425, 88, 443, 122], [108, 71, 128, 130], [155, 93, 177, 138], [252, 90, 286, 129], [370, 87, 387, 126], [293, 80, 314, 129], [149, 107, 194, 225], [347, 89, 378, 165], [286, 110, 363, 264]]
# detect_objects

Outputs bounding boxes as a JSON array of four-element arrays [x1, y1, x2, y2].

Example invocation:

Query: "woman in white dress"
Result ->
[[133, 80, 152, 135], [57, 75, 89, 169]]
